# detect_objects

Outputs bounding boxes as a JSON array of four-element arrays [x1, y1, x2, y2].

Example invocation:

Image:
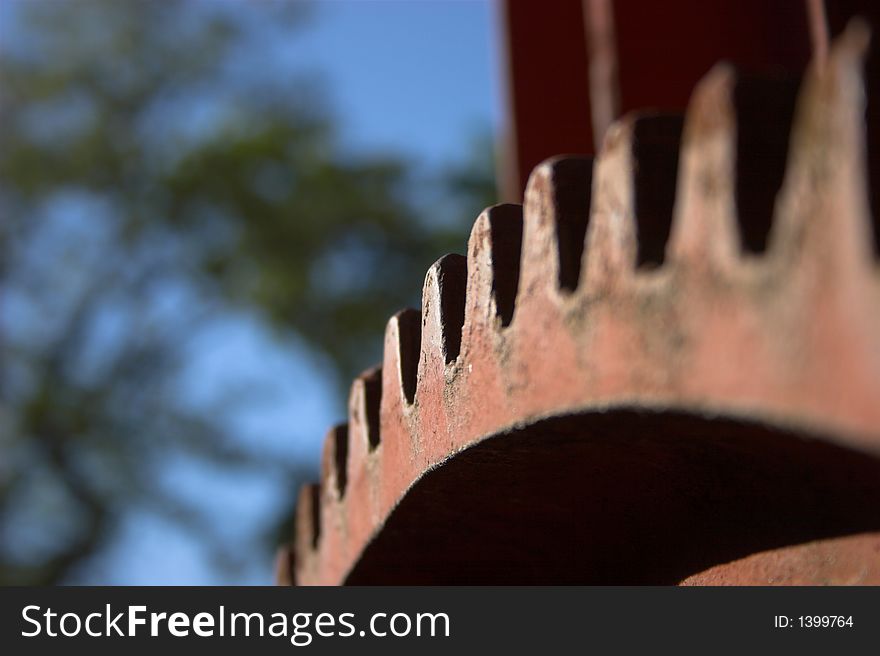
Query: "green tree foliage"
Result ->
[[0, 0, 495, 583]]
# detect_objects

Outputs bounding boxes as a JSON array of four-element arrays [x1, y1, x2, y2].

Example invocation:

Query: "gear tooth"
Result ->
[[521, 157, 593, 296], [421, 254, 467, 367], [295, 482, 322, 554], [670, 64, 804, 266], [585, 113, 683, 290], [584, 118, 638, 289], [667, 64, 739, 267], [348, 366, 382, 454], [275, 545, 295, 586], [771, 20, 874, 268], [320, 423, 349, 499], [383, 309, 420, 405], [465, 204, 523, 330]]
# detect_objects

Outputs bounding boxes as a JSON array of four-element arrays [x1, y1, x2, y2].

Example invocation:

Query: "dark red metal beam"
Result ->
[[609, 0, 812, 116], [497, 0, 815, 203], [497, 0, 594, 203]]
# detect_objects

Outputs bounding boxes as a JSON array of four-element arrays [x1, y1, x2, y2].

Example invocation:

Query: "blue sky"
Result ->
[[0, 0, 499, 584], [86, 0, 500, 584], [288, 0, 501, 164]]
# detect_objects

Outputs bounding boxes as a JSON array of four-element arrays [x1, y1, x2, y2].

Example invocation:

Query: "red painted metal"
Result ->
[[282, 25, 880, 585], [497, 0, 594, 202]]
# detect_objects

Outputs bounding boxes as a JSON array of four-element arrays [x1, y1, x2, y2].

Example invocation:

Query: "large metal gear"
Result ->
[[279, 24, 880, 585]]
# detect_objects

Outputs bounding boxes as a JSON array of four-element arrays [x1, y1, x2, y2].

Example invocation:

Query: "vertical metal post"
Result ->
[[497, 0, 594, 202]]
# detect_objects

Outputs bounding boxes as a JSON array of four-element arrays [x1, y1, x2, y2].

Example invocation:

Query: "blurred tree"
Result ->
[[0, 0, 495, 583]]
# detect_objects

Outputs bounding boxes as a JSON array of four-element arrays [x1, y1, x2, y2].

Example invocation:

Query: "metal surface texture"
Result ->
[[280, 25, 880, 585]]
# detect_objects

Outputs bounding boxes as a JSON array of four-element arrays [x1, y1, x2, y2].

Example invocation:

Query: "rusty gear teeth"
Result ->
[[465, 204, 523, 329], [421, 253, 468, 368], [283, 24, 880, 586], [522, 156, 593, 294], [348, 366, 382, 453], [585, 113, 683, 293], [384, 308, 420, 407]]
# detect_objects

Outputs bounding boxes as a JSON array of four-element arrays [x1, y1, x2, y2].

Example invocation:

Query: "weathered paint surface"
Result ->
[[283, 25, 880, 586]]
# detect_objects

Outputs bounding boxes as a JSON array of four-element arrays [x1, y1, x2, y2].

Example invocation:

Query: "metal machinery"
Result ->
[[279, 1, 880, 585]]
